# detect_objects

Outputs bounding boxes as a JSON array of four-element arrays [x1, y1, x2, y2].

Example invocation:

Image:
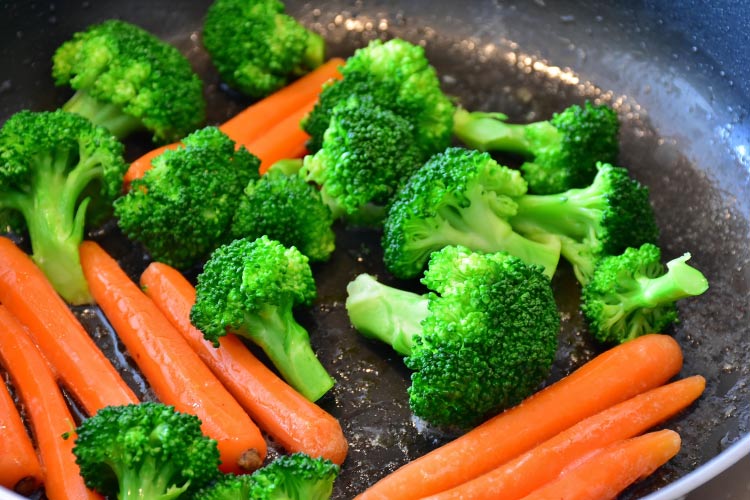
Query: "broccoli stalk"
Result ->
[[382, 147, 561, 280], [53, 19, 205, 142], [72, 402, 221, 500], [453, 102, 619, 194], [190, 236, 334, 401], [0, 110, 127, 304], [509, 162, 660, 284], [196, 453, 340, 500], [202, 0, 326, 99], [346, 245, 560, 427], [581, 243, 709, 344]]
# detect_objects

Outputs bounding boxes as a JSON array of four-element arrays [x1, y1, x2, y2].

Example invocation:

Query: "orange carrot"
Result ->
[[355, 334, 684, 500], [79, 241, 267, 474], [0, 236, 138, 415], [426, 375, 705, 500], [251, 97, 316, 174], [124, 57, 344, 186], [0, 306, 101, 500], [0, 374, 43, 495], [140, 262, 348, 465], [518, 429, 682, 500]]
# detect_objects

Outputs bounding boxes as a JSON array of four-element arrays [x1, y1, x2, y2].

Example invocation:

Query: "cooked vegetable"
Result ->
[[141, 261, 348, 465], [582, 243, 709, 344], [202, 0, 326, 99], [355, 334, 684, 500], [249, 98, 316, 174], [426, 375, 705, 500], [302, 38, 454, 156], [191, 236, 335, 401], [73, 402, 221, 500], [115, 126, 260, 269], [0, 236, 138, 414], [0, 109, 127, 304], [510, 162, 659, 283], [0, 306, 98, 500], [80, 241, 267, 473], [452, 102, 619, 194], [0, 349, 43, 495], [382, 147, 561, 279], [346, 245, 559, 427], [518, 430, 681, 500], [53, 19, 205, 142]]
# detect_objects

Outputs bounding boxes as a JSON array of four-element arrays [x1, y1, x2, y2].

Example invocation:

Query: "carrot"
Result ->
[[79, 241, 267, 474], [425, 375, 705, 500], [0, 236, 138, 415], [0, 374, 43, 495], [355, 334, 684, 500], [124, 57, 344, 186], [518, 429, 682, 500], [140, 262, 348, 465], [0, 306, 101, 500], [251, 97, 316, 174]]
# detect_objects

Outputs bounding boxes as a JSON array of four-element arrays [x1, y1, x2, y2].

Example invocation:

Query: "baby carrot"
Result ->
[[355, 334, 684, 500], [124, 57, 344, 186], [0, 306, 100, 500], [252, 97, 316, 174], [140, 261, 348, 465], [518, 429, 682, 500], [0, 236, 138, 415], [0, 375, 43, 495], [79, 241, 267, 474], [426, 375, 705, 500]]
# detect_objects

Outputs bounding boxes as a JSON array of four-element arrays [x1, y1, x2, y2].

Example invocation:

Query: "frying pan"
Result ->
[[0, 1, 748, 499]]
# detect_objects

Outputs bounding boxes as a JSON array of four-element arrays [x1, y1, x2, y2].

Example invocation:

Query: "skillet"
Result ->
[[0, 1, 748, 499]]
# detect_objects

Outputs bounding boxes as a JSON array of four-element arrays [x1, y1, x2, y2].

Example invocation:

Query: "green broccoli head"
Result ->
[[202, 0, 325, 99], [382, 147, 561, 280], [114, 126, 260, 269], [0, 109, 127, 304], [190, 236, 334, 401], [300, 95, 425, 222], [510, 162, 659, 284], [346, 245, 560, 428], [53, 19, 206, 143], [302, 38, 454, 155], [230, 162, 335, 262], [196, 453, 339, 500], [453, 102, 619, 194], [73, 402, 221, 500], [581, 243, 709, 344]]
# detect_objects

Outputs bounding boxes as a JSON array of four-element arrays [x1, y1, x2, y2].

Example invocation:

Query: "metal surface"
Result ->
[[0, 1, 748, 499]]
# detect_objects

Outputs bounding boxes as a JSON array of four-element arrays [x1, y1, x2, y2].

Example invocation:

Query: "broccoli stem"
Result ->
[[345, 274, 429, 356], [510, 189, 604, 242], [119, 455, 188, 500], [452, 108, 558, 155], [625, 254, 709, 310], [64, 90, 143, 139], [240, 304, 334, 402]]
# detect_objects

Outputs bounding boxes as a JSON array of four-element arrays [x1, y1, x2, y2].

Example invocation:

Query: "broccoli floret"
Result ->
[[300, 95, 425, 223], [581, 243, 709, 344], [302, 38, 454, 155], [509, 162, 659, 284], [52, 19, 205, 142], [114, 126, 259, 269], [452, 102, 619, 194], [202, 0, 326, 99], [190, 236, 334, 401], [72, 402, 221, 500], [0, 109, 127, 305], [196, 453, 339, 500], [346, 245, 559, 427], [230, 160, 335, 262], [382, 147, 561, 280]]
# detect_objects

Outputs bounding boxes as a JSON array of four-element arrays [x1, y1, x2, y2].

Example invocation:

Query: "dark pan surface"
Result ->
[[1, 1, 748, 499]]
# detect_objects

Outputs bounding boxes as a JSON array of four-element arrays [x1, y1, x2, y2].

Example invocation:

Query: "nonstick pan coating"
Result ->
[[0, 1, 748, 499]]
